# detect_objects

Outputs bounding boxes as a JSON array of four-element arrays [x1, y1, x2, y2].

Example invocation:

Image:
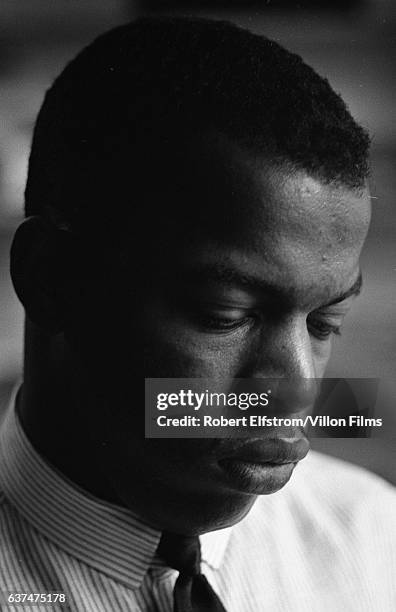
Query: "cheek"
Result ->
[[311, 340, 333, 377], [143, 317, 250, 378]]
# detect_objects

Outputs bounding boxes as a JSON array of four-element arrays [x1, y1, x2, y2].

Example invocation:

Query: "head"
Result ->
[[11, 17, 371, 533]]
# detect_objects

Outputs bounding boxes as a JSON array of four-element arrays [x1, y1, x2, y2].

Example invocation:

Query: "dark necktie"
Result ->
[[157, 531, 227, 612]]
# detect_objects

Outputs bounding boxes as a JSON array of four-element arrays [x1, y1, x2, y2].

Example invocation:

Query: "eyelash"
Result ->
[[199, 314, 253, 332], [307, 319, 342, 341], [196, 311, 342, 341]]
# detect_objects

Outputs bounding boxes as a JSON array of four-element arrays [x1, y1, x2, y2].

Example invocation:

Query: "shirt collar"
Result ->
[[0, 385, 232, 587]]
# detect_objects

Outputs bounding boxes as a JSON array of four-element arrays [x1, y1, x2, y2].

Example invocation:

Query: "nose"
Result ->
[[242, 315, 318, 415]]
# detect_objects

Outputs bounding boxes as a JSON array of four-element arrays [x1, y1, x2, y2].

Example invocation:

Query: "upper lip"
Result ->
[[218, 437, 310, 465]]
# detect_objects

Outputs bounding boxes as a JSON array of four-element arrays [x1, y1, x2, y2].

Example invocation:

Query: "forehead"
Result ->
[[160, 135, 371, 308], [234, 158, 371, 263]]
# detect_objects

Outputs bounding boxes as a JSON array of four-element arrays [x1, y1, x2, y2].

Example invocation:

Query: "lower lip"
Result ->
[[218, 458, 297, 495]]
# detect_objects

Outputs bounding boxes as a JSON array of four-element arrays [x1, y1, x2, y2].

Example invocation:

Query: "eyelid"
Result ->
[[307, 319, 342, 341], [202, 305, 257, 321], [314, 301, 353, 316], [190, 302, 259, 332], [197, 291, 259, 307], [194, 293, 259, 312], [321, 288, 362, 310]]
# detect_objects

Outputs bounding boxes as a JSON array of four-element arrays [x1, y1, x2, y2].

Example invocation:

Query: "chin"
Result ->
[[215, 457, 298, 497], [191, 494, 259, 535]]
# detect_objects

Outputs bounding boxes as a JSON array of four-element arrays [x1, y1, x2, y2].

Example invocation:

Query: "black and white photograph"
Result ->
[[0, 1, 395, 610]]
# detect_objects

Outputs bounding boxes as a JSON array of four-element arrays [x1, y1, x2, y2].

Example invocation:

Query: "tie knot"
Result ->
[[158, 532, 201, 576]]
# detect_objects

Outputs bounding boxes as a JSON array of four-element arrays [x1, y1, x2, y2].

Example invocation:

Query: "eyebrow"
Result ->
[[323, 272, 363, 306], [182, 264, 281, 294], [182, 264, 363, 306]]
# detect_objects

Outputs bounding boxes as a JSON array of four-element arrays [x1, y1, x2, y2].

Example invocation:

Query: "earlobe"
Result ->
[[10, 216, 74, 334]]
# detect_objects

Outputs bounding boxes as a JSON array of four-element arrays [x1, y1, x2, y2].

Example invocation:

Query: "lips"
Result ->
[[218, 436, 310, 466], [216, 436, 310, 494]]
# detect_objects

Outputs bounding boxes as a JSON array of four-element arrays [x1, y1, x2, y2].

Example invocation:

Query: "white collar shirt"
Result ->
[[0, 387, 396, 611]]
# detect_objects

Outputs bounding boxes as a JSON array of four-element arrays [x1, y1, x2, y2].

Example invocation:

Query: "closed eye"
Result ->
[[307, 308, 345, 341], [186, 302, 257, 333], [307, 317, 342, 341]]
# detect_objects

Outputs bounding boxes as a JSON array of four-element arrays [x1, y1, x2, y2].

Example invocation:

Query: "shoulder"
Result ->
[[232, 452, 396, 575], [225, 454, 396, 607], [0, 490, 6, 508], [0, 489, 18, 525], [247, 450, 396, 546], [291, 450, 396, 514]]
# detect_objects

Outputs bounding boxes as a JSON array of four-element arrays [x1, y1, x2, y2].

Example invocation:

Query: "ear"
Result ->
[[10, 216, 79, 334]]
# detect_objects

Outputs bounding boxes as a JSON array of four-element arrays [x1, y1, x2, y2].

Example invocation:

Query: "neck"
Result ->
[[19, 319, 123, 506]]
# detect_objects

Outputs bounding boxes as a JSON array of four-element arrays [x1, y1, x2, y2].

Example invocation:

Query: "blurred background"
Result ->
[[0, 1, 395, 481]]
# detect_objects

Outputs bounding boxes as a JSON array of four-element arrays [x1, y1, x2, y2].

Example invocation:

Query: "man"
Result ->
[[0, 16, 395, 612]]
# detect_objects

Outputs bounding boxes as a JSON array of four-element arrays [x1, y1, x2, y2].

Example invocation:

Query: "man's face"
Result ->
[[75, 136, 371, 534]]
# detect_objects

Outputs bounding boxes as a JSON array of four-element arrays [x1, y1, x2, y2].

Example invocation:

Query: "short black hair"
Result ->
[[25, 16, 370, 234]]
